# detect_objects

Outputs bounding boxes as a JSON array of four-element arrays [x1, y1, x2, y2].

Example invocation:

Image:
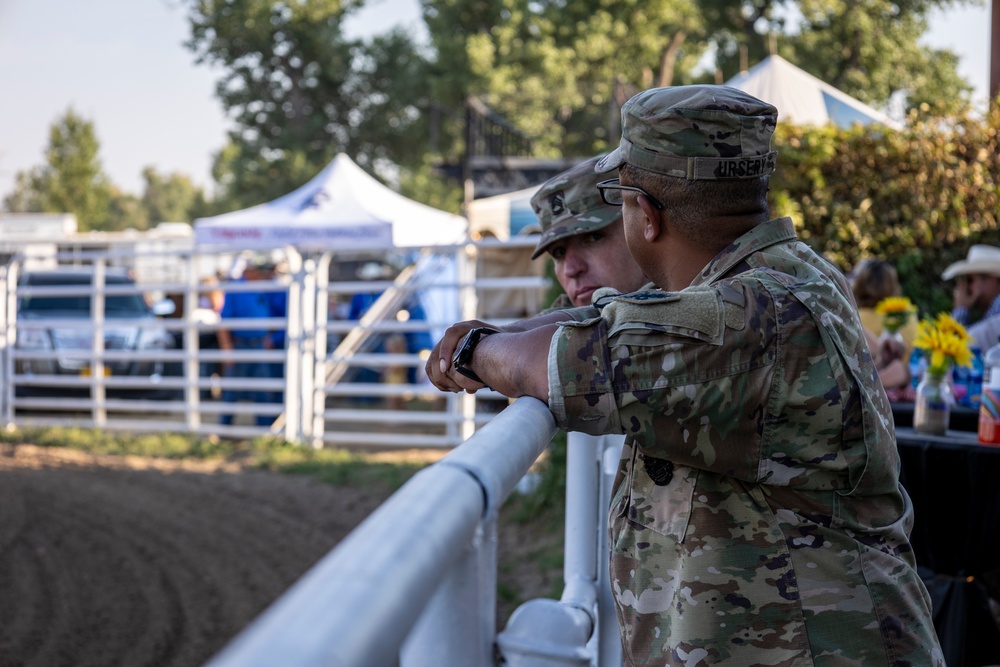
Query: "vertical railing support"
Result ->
[[91, 259, 107, 428], [496, 432, 625, 666], [400, 518, 498, 666], [184, 251, 202, 431], [297, 255, 317, 442], [281, 247, 303, 442]]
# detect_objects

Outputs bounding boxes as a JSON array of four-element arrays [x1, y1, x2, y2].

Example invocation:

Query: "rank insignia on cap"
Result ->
[[548, 191, 566, 215]]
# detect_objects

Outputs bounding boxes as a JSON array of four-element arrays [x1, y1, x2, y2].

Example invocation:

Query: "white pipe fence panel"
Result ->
[[206, 397, 557, 667], [1, 241, 549, 447]]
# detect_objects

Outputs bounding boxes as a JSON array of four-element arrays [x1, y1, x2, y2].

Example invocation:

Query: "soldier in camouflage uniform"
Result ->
[[428, 85, 942, 665], [531, 156, 648, 309], [434, 157, 649, 339]]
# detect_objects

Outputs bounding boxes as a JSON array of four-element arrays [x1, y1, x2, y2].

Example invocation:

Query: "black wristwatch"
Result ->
[[452, 327, 500, 384]]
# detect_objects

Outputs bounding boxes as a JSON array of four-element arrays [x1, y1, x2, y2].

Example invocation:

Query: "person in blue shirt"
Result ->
[[217, 258, 279, 427], [266, 270, 289, 401]]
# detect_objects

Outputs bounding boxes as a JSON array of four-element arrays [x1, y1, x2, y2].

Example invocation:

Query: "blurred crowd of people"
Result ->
[[848, 244, 1000, 403]]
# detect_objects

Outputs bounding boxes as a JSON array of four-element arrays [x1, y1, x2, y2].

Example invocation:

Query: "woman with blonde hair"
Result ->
[[851, 259, 918, 396]]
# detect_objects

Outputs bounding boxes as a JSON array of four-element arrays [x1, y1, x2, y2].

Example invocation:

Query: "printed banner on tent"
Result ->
[[195, 220, 393, 249]]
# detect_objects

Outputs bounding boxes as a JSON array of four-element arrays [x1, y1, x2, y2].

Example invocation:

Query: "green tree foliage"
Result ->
[[420, 0, 977, 163], [140, 167, 209, 225], [183, 0, 433, 209], [2, 111, 213, 231], [784, 0, 975, 114], [105, 190, 149, 232], [3, 109, 114, 231], [422, 0, 709, 157], [3, 169, 45, 213], [397, 156, 465, 214], [771, 104, 1000, 316], [42, 110, 113, 231]]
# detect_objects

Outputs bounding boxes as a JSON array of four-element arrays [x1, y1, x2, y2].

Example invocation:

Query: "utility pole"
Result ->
[[992, 0, 1000, 101]]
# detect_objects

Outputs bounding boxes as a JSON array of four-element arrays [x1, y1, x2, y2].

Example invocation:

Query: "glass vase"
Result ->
[[913, 371, 952, 436]]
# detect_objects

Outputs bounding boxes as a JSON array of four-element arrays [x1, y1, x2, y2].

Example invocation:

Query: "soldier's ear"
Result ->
[[638, 195, 662, 242]]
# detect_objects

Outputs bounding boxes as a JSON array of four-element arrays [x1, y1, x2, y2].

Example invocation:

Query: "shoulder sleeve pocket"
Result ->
[[603, 286, 726, 345]]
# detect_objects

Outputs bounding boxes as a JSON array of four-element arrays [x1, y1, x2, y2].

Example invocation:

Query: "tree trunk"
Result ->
[[992, 0, 1000, 102], [657, 32, 688, 88]]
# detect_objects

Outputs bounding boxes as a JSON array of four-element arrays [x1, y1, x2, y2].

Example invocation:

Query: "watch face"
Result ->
[[451, 327, 497, 385], [453, 330, 475, 368]]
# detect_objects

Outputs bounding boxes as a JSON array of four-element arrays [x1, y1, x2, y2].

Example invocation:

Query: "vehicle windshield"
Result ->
[[18, 274, 151, 316]]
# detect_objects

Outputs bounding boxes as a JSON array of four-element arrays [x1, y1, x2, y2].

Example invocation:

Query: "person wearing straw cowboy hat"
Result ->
[[943, 245, 1000, 349]]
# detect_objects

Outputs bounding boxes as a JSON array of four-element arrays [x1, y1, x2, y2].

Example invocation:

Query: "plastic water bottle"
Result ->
[[978, 341, 1000, 444], [953, 347, 982, 407], [908, 348, 925, 391], [963, 347, 984, 409]]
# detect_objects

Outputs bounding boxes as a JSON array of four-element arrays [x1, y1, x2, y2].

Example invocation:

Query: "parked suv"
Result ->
[[14, 268, 176, 393]]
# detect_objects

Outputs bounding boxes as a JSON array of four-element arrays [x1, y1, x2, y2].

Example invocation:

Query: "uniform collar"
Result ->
[[689, 217, 797, 287]]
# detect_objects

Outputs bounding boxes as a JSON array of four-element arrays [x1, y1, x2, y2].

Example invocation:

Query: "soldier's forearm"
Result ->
[[473, 326, 556, 401]]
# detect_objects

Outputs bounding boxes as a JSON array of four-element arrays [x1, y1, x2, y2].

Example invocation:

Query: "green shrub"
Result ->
[[771, 103, 1000, 318]]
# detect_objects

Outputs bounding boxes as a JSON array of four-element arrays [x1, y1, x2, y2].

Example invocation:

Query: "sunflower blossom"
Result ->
[[914, 313, 973, 376], [875, 297, 916, 334]]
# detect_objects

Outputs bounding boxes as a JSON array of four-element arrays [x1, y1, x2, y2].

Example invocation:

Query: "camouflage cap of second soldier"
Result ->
[[594, 84, 779, 180], [530, 156, 622, 260]]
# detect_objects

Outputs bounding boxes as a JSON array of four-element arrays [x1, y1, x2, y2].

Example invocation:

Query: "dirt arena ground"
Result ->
[[0, 444, 560, 667]]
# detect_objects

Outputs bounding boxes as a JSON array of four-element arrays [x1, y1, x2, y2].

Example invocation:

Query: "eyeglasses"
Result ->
[[596, 178, 664, 209]]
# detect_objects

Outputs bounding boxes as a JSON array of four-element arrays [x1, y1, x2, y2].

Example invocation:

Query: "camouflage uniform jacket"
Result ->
[[546, 217, 942, 666], [542, 292, 576, 315]]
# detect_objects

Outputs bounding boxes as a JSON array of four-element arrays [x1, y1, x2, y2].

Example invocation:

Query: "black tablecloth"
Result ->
[[896, 427, 1000, 666]]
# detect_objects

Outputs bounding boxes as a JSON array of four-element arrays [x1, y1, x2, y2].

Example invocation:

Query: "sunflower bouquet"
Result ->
[[875, 296, 917, 335], [913, 312, 974, 377]]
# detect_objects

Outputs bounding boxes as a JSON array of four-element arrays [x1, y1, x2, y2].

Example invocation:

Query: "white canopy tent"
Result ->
[[725, 55, 902, 130], [194, 153, 467, 250]]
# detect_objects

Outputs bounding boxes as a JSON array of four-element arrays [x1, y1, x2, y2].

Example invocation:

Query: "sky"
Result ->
[[0, 0, 991, 200]]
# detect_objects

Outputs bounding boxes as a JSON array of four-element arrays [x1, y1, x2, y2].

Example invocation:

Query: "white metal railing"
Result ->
[[1, 241, 549, 445], [204, 400, 624, 667], [206, 397, 557, 666]]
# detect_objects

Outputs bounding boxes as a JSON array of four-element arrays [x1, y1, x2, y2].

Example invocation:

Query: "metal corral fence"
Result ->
[[0, 240, 626, 666], [206, 398, 623, 667], [0, 239, 548, 446]]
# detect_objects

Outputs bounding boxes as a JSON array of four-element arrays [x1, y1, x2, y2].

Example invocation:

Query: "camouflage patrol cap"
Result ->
[[530, 156, 622, 260], [594, 85, 778, 180]]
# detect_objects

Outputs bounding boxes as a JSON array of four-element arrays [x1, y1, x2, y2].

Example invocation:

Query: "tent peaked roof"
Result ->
[[194, 153, 466, 250], [725, 55, 902, 130]]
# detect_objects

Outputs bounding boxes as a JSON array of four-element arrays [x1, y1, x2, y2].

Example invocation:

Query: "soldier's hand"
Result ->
[[426, 319, 493, 392]]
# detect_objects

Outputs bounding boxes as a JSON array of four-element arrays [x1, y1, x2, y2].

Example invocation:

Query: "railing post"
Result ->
[[310, 252, 332, 448], [496, 432, 625, 666], [184, 251, 202, 431], [91, 259, 107, 428], [400, 518, 498, 666], [281, 247, 303, 442], [457, 241, 479, 441], [1, 263, 11, 426], [297, 255, 317, 442], [594, 434, 624, 667]]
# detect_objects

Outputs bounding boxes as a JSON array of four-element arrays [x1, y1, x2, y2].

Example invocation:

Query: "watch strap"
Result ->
[[453, 327, 500, 385]]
